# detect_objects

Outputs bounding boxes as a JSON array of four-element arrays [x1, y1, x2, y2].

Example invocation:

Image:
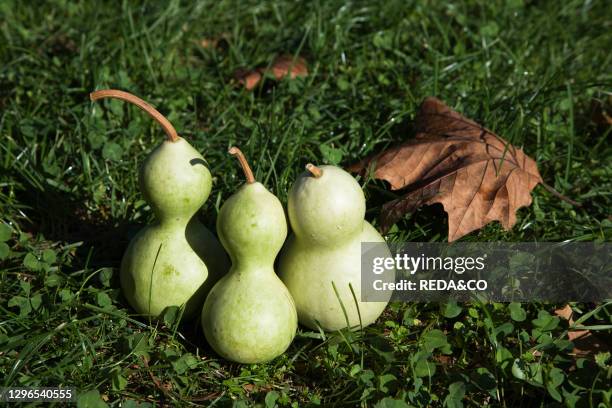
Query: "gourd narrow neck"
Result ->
[[294, 227, 364, 249], [157, 214, 196, 229], [230, 262, 275, 276]]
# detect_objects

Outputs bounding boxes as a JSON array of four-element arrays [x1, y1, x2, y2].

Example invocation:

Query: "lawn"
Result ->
[[1, 0, 611, 406]]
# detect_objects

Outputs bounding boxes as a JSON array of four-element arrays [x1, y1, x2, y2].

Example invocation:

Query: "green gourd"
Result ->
[[90, 90, 229, 319], [201, 147, 297, 363], [279, 164, 394, 331]]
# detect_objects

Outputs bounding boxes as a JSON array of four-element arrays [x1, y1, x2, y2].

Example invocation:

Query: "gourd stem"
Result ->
[[90, 89, 179, 142], [229, 147, 255, 184], [306, 163, 323, 178]]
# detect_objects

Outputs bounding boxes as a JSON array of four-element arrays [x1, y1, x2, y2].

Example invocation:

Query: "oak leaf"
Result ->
[[349, 97, 543, 241]]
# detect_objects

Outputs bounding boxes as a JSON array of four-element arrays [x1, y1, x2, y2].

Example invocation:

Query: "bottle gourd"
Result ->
[[201, 147, 297, 364], [279, 164, 394, 331], [90, 89, 229, 319]]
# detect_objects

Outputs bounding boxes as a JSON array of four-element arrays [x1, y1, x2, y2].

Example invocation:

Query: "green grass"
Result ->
[[1, 0, 611, 406]]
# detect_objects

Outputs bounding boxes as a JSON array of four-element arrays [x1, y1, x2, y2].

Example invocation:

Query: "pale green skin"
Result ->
[[201, 182, 297, 364], [279, 165, 394, 331], [120, 138, 229, 320]]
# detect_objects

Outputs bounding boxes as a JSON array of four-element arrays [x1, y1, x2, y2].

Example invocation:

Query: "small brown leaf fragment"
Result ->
[[243, 384, 255, 392], [269, 54, 308, 80], [141, 356, 172, 397], [233, 54, 308, 90], [434, 354, 455, 366], [350, 97, 543, 241], [553, 305, 612, 359], [568, 330, 590, 342], [234, 69, 263, 90], [554, 304, 574, 321], [554, 305, 589, 341], [200, 38, 219, 49], [199, 32, 230, 50]]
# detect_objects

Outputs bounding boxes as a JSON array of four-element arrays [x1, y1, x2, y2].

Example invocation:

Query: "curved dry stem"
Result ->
[[306, 163, 323, 178], [541, 182, 582, 207], [229, 146, 255, 184], [90, 89, 179, 142]]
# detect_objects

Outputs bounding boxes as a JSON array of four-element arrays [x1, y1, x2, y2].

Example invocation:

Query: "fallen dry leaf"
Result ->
[[554, 304, 589, 341], [433, 354, 456, 366], [242, 384, 256, 393], [235, 69, 263, 91], [198, 32, 230, 50], [200, 38, 219, 49], [234, 54, 308, 90], [554, 304, 574, 321], [349, 97, 543, 241], [269, 54, 309, 80], [554, 305, 611, 359]]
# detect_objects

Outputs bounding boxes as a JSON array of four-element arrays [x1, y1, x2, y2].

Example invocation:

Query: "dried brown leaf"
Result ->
[[234, 69, 263, 91], [269, 54, 308, 80], [200, 38, 219, 49], [553, 304, 612, 357], [554, 304, 574, 321], [234, 54, 308, 90], [242, 384, 256, 393], [554, 305, 589, 341], [198, 32, 230, 50], [433, 354, 456, 367], [350, 97, 543, 241]]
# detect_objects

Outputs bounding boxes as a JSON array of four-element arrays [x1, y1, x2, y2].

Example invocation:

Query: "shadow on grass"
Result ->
[[14, 179, 138, 270]]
